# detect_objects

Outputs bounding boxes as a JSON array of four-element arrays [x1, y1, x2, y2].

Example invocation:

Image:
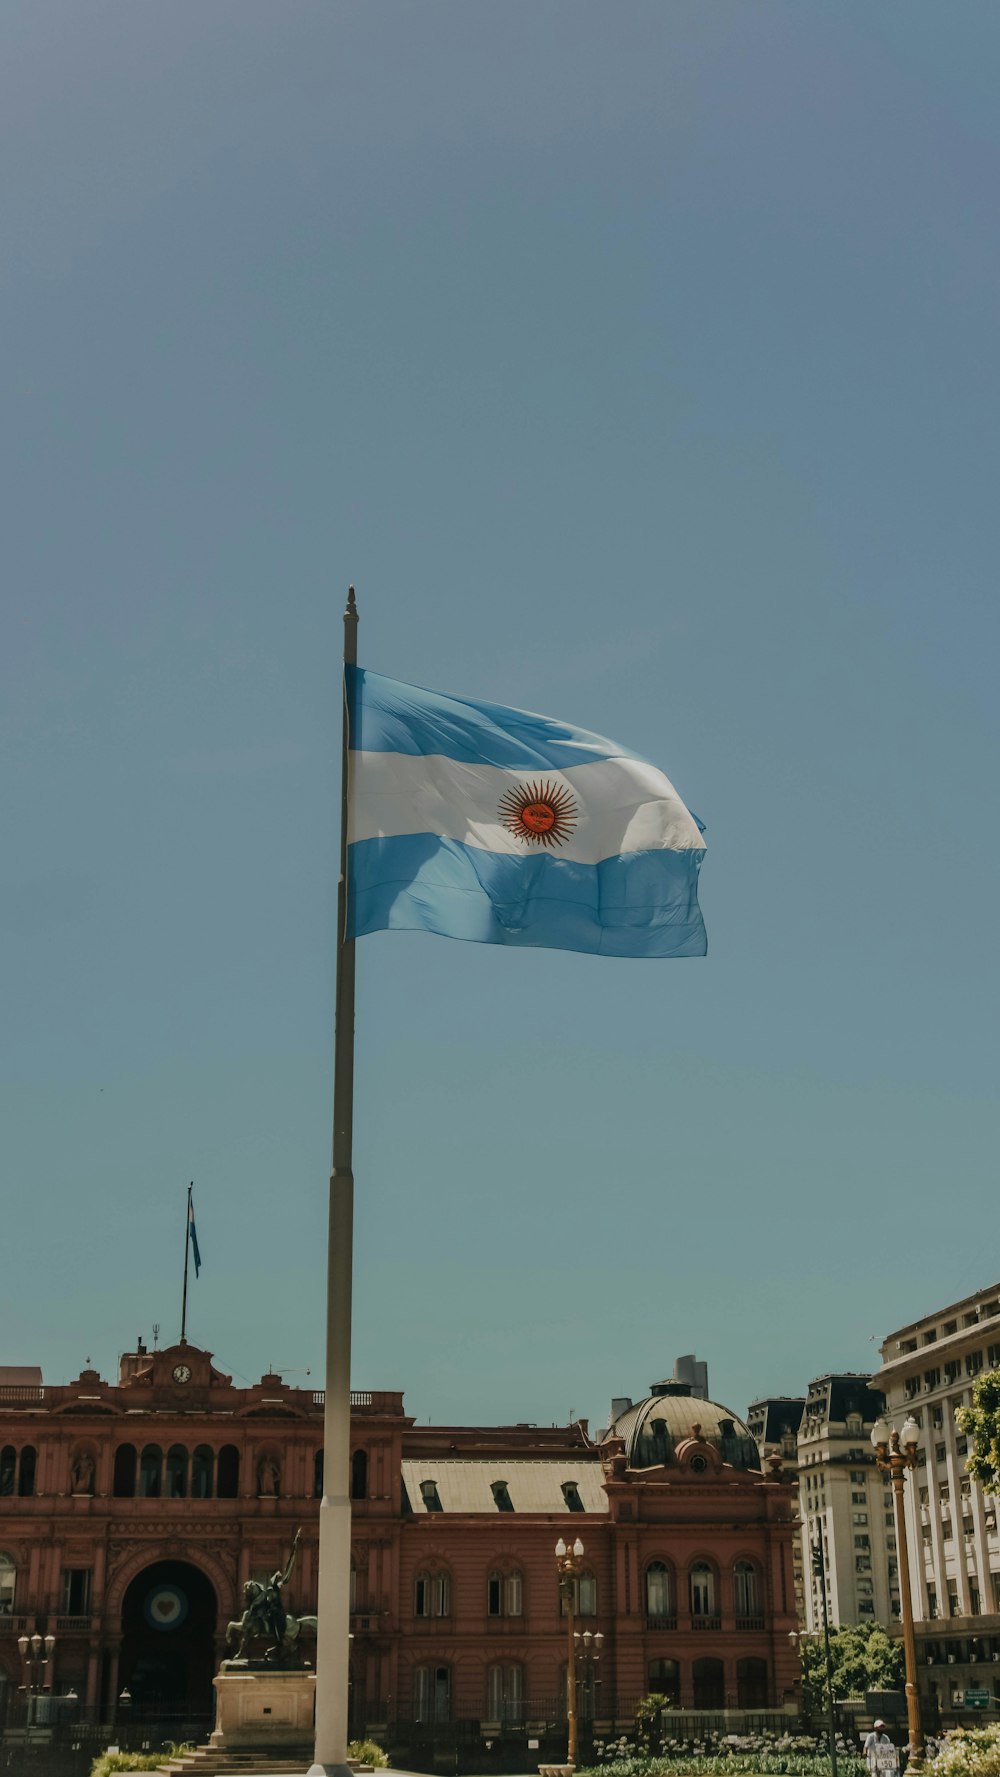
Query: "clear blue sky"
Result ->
[[3, 3, 998, 1430]]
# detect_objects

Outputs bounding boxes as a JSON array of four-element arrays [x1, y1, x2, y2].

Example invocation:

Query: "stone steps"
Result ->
[[148, 1749, 374, 1776], [153, 1753, 311, 1775]]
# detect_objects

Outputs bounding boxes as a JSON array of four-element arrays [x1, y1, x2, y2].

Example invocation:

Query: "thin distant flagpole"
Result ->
[[310, 587, 358, 1777], [180, 1182, 193, 1344]]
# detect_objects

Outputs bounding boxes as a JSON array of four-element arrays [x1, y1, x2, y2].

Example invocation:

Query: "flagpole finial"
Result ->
[[346, 585, 358, 620]]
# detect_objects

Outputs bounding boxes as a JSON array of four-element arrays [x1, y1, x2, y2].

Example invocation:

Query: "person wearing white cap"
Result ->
[[864, 1721, 893, 1758]]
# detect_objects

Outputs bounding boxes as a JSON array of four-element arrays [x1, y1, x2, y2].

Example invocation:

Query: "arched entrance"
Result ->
[[120, 1560, 217, 1719]]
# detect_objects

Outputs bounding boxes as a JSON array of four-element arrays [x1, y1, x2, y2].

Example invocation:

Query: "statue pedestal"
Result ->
[[211, 1665, 316, 1751]]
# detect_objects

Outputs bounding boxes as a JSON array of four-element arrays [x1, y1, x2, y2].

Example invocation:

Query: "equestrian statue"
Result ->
[[225, 1528, 318, 1666]]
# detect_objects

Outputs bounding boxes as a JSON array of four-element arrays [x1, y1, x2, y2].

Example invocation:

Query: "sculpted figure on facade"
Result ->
[[257, 1453, 280, 1497], [71, 1451, 95, 1495]]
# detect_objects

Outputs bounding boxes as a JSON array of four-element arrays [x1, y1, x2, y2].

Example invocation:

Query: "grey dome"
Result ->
[[603, 1381, 760, 1472]]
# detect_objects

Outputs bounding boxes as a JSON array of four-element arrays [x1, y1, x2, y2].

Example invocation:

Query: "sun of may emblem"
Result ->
[[497, 778, 578, 848]]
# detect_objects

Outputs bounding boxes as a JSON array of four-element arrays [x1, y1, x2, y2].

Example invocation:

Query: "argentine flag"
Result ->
[[346, 667, 707, 959]]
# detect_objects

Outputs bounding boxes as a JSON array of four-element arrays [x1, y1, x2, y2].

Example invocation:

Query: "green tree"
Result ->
[[800, 1623, 904, 1717], [956, 1368, 1000, 1494]]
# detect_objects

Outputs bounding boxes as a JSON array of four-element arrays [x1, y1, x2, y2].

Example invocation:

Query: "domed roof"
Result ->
[[602, 1381, 760, 1472]]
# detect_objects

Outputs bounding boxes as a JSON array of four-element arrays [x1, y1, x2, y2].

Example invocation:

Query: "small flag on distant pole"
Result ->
[[188, 1188, 202, 1278]]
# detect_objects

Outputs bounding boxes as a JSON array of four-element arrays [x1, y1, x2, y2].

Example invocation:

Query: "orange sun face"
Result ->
[[497, 778, 578, 848]]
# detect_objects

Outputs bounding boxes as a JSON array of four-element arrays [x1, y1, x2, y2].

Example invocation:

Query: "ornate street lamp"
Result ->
[[574, 1629, 605, 1732], [871, 1415, 924, 1770], [555, 1536, 586, 1770], [17, 1632, 55, 1726]]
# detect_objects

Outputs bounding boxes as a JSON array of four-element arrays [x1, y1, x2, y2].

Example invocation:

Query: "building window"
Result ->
[[217, 1444, 240, 1499], [854, 1535, 870, 1548], [0, 1449, 15, 1497], [60, 1569, 91, 1615], [736, 1656, 769, 1707], [852, 1491, 867, 1504], [853, 1513, 869, 1525], [414, 1665, 450, 1724], [419, 1479, 443, 1513], [491, 1480, 514, 1513], [733, 1560, 761, 1620], [561, 1481, 585, 1513], [0, 1553, 16, 1615], [351, 1449, 368, 1500], [966, 1352, 984, 1378], [314, 1449, 324, 1499], [560, 1570, 596, 1616], [648, 1659, 680, 1705], [166, 1444, 187, 1499], [487, 1570, 522, 1617], [692, 1656, 724, 1707], [113, 1444, 137, 1498], [856, 1558, 872, 1572], [414, 1571, 450, 1618], [645, 1561, 674, 1623], [850, 1470, 866, 1484], [139, 1444, 162, 1498], [191, 1445, 214, 1499], [15, 1446, 35, 1498], [690, 1561, 717, 1621], [486, 1663, 523, 1724]]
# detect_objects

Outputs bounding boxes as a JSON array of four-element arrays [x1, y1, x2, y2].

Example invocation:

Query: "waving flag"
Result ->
[[188, 1190, 202, 1277], [346, 667, 707, 958]]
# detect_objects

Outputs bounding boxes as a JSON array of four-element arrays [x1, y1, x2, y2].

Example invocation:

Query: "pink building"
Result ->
[[0, 1342, 798, 1742]]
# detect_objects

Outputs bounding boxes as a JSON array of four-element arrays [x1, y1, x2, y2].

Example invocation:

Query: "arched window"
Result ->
[[138, 1444, 162, 1498], [414, 1570, 450, 1618], [113, 1444, 137, 1498], [165, 1445, 187, 1499], [733, 1560, 761, 1621], [17, 1447, 36, 1498], [191, 1446, 214, 1499], [487, 1569, 523, 1617], [645, 1561, 674, 1625], [0, 1552, 15, 1615], [351, 1449, 368, 1500], [0, 1449, 14, 1497], [689, 1560, 717, 1622], [487, 1663, 523, 1725], [693, 1656, 724, 1708], [648, 1658, 680, 1706], [737, 1656, 769, 1707], [414, 1664, 451, 1723], [217, 1444, 240, 1499], [314, 1449, 324, 1499]]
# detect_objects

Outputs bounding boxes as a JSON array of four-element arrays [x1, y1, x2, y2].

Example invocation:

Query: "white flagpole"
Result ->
[[309, 587, 358, 1777]]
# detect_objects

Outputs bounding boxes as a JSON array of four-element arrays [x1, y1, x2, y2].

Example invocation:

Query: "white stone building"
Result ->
[[796, 1374, 900, 1633], [873, 1282, 1000, 1719]]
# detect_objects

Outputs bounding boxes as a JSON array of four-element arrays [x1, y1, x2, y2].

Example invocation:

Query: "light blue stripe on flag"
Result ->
[[346, 667, 707, 960], [348, 666, 633, 770], [350, 835, 707, 957]]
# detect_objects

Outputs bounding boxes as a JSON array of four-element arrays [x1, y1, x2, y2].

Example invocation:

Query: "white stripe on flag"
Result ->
[[349, 750, 704, 865]]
